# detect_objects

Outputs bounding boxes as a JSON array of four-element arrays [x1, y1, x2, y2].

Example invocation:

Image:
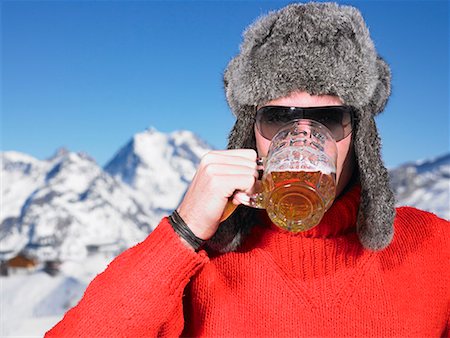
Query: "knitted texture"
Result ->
[[46, 187, 449, 337], [45, 221, 209, 337]]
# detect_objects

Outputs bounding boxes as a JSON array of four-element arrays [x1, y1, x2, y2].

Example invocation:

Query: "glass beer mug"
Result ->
[[221, 119, 338, 232]]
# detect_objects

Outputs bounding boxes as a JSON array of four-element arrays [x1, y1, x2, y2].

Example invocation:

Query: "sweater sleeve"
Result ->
[[45, 217, 209, 337]]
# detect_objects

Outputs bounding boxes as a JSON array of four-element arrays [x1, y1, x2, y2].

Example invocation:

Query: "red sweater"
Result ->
[[46, 186, 449, 337]]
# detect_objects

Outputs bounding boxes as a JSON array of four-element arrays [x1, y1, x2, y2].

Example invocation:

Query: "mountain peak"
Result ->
[[170, 129, 194, 138], [104, 127, 212, 211], [1, 151, 40, 164], [46, 147, 97, 166], [49, 147, 70, 159], [415, 152, 450, 168], [144, 126, 159, 134]]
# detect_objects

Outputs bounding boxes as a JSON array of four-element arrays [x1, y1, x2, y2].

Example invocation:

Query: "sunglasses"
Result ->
[[255, 105, 356, 142]]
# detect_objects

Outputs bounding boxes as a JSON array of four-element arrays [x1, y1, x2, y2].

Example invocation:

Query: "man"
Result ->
[[47, 3, 449, 337]]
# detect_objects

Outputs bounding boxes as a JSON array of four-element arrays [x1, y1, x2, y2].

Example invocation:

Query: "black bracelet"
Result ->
[[169, 210, 205, 251]]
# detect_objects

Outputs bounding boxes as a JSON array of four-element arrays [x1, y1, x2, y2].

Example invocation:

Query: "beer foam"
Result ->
[[269, 164, 336, 175], [266, 146, 336, 174], [283, 166, 336, 174]]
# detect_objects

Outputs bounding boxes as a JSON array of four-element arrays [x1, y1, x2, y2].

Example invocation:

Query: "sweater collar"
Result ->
[[255, 183, 361, 239]]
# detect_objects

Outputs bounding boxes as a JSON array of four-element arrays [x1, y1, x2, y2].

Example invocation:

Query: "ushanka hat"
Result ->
[[207, 2, 395, 252]]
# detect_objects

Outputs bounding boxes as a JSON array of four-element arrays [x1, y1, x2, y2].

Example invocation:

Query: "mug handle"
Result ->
[[219, 157, 266, 223]]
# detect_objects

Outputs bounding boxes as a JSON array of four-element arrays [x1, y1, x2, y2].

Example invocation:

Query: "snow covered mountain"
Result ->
[[1, 150, 148, 262], [2, 151, 53, 222], [1, 151, 57, 261], [390, 153, 450, 219], [0, 128, 212, 262], [104, 127, 211, 214]]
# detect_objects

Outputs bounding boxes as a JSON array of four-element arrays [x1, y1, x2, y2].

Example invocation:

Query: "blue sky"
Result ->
[[1, 0, 449, 168]]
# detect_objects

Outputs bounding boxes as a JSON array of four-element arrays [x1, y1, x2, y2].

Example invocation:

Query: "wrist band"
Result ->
[[169, 210, 205, 251]]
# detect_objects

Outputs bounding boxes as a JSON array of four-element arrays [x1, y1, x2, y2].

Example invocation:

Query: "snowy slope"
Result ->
[[390, 153, 450, 219], [1, 151, 52, 222], [1, 127, 211, 262], [3, 150, 157, 262], [1, 151, 58, 260], [0, 255, 112, 337]]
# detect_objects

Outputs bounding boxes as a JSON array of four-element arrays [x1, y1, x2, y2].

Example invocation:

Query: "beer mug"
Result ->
[[221, 119, 337, 232]]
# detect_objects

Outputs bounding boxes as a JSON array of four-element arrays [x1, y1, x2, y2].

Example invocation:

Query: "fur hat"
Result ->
[[207, 2, 395, 252]]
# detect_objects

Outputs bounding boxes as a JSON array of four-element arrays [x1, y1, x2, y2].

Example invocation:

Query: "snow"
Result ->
[[1, 152, 48, 222], [1, 254, 112, 337], [390, 153, 450, 220], [105, 127, 211, 213], [1, 147, 162, 262], [1, 151, 40, 164]]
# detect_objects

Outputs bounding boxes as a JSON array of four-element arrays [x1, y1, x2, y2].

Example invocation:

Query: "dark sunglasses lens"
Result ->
[[256, 107, 296, 140], [256, 106, 353, 141], [305, 107, 353, 141]]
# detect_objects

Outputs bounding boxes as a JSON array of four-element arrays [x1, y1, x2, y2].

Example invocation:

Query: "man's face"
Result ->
[[254, 91, 356, 197]]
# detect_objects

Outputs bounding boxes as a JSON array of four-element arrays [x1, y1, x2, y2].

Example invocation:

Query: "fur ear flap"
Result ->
[[354, 114, 395, 250], [370, 57, 392, 116], [226, 106, 257, 150]]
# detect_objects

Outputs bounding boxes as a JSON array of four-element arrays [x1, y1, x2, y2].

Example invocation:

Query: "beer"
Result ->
[[219, 120, 338, 232], [262, 170, 336, 232]]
